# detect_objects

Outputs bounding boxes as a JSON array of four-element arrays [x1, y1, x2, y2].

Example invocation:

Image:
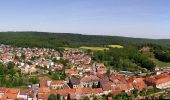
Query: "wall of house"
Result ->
[[156, 81, 170, 89]]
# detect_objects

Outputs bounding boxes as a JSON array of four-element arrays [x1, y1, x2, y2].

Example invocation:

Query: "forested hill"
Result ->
[[0, 31, 169, 48]]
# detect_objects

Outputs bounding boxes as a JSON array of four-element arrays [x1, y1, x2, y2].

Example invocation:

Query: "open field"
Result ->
[[142, 52, 170, 67], [80, 46, 109, 51], [108, 45, 124, 48], [151, 58, 170, 67]]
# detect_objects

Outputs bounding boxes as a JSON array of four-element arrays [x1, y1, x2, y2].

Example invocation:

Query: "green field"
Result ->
[[142, 52, 170, 67], [80, 46, 109, 51], [108, 45, 124, 48], [151, 58, 170, 67]]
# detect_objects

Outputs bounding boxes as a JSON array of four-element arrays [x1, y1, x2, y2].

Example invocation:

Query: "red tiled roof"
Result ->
[[76, 88, 93, 95], [38, 87, 50, 94], [51, 80, 64, 85], [56, 89, 75, 96], [102, 83, 112, 91], [96, 73, 108, 79], [6, 88, 20, 94], [39, 77, 52, 87], [118, 83, 133, 91], [109, 75, 127, 84], [144, 73, 170, 85], [112, 90, 121, 96], [0, 87, 8, 93], [2, 93, 17, 100], [20, 89, 34, 98], [92, 88, 103, 94], [65, 69, 77, 75], [80, 75, 100, 82], [132, 78, 146, 91], [38, 94, 49, 99]]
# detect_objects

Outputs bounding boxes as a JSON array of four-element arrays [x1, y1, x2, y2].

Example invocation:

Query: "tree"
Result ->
[[92, 83, 97, 88], [9, 68, 16, 76], [29, 77, 39, 84], [114, 92, 131, 100], [93, 95, 98, 100], [106, 69, 111, 76], [48, 94, 58, 100], [51, 73, 60, 80], [21, 53, 26, 60], [7, 61, 15, 69], [84, 96, 90, 100]]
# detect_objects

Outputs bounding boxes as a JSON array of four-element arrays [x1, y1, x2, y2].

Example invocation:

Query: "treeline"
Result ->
[[0, 32, 167, 48], [93, 46, 155, 71]]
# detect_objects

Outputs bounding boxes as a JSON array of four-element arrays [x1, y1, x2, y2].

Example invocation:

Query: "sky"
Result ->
[[0, 0, 170, 39]]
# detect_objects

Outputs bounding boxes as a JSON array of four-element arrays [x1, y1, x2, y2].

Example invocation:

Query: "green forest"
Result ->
[[1, 31, 170, 48]]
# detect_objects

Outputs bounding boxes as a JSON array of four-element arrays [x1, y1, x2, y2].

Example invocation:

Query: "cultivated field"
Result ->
[[80, 46, 109, 51], [108, 45, 124, 48]]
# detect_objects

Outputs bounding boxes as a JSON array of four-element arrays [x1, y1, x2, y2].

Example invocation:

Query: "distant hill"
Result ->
[[0, 32, 169, 48]]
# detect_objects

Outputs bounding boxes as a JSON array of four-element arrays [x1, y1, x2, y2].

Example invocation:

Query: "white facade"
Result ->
[[156, 81, 170, 89]]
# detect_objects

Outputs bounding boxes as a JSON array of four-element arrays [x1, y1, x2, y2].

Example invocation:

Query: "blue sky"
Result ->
[[0, 0, 170, 39]]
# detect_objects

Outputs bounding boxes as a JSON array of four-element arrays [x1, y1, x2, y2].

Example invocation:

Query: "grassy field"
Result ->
[[108, 45, 124, 48], [80, 46, 109, 51], [151, 58, 170, 67], [142, 52, 170, 67]]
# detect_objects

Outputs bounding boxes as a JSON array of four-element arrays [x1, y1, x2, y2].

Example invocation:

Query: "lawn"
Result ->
[[108, 45, 123, 48], [80, 46, 109, 51]]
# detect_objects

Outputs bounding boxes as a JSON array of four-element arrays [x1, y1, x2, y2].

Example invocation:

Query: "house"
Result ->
[[95, 63, 105, 68], [96, 73, 109, 81], [50, 80, 65, 90], [1, 93, 18, 100], [82, 65, 92, 72], [118, 83, 134, 93], [92, 88, 103, 96], [38, 87, 50, 94], [80, 75, 100, 88], [75, 88, 93, 98], [144, 73, 170, 89], [1, 88, 20, 100], [38, 94, 49, 100], [131, 78, 146, 91], [101, 82, 113, 95], [0, 87, 8, 98], [39, 77, 52, 87], [6, 88, 20, 95], [65, 69, 78, 76], [69, 77, 80, 88], [97, 66, 108, 74], [38, 87, 50, 100], [56, 89, 75, 100], [109, 75, 127, 84], [18, 89, 34, 100]]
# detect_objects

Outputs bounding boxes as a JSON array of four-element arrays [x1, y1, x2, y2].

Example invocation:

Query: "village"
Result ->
[[0, 44, 170, 100]]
